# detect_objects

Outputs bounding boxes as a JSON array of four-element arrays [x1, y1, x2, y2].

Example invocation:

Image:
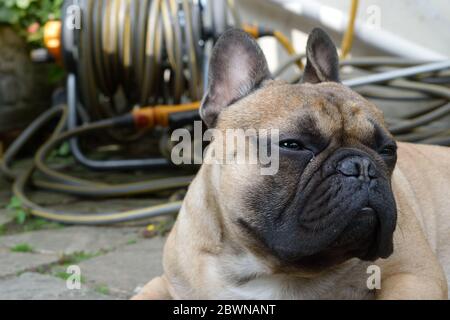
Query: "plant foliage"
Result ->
[[0, 0, 64, 47]]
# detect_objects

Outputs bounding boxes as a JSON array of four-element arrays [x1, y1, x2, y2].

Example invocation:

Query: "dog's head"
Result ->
[[200, 28, 397, 271]]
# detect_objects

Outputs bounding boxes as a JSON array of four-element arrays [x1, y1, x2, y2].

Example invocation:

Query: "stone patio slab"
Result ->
[[0, 226, 141, 254], [0, 208, 13, 227], [78, 237, 166, 298], [0, 250, 58, 278], [0, 272, 112, 300]]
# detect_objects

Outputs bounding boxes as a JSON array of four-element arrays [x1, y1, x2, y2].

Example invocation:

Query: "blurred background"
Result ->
[[0, 0, 448, 299]]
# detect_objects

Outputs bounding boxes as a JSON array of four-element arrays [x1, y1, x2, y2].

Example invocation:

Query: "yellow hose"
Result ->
[[243, 24, 304, 70], [273, 31, 304, 70], [340, 0, 359, 59]]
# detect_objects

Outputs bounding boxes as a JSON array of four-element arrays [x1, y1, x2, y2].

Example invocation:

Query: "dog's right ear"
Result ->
[[200, 28, 271, 128]]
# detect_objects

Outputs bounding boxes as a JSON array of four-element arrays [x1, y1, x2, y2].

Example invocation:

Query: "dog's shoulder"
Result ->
[[394, 142, 450, 239]]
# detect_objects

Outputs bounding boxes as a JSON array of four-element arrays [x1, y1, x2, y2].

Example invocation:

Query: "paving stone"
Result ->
[[0, 186, 12, 226], [0, 272, 113, 300], [0, 226, 141, 255], [0, 208, 13, 226], [78, 237, 166, 298], [0, 249, 58, 278]]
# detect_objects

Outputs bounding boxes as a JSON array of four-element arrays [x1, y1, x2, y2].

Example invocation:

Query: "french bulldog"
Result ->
[[133, 28, 450, 299]]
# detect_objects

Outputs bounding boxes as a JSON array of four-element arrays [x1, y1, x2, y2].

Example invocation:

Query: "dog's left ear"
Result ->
[[200, 28, 271, 128], [302, 28, 340, 84]]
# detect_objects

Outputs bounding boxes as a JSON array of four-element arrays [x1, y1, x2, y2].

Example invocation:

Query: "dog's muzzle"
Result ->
[[275, 148, 397, 269]]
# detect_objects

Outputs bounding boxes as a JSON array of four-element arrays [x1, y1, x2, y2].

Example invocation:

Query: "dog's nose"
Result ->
[[337, 156, 377, 180]]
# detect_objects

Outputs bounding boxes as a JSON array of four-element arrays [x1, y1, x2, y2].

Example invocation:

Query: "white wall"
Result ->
[[309, 0, 450, 57]]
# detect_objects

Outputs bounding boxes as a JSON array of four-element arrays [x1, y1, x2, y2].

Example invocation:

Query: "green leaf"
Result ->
[[7, 196, 22, 210], [6, 196, 29, 224], [0, 7, 20, 24], [16, 209, 28, 225], [48, 64, 66, 85], [4, 0, 16, 8], [16, 0, 32, 10], [1, 0, 61, 46], [11, 243, 34, 253], [57, 142, 71, 157]]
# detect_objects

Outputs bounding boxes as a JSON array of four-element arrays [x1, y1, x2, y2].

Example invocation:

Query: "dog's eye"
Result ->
[[280, 139, 304, 150], [379, 145, 397, 157]]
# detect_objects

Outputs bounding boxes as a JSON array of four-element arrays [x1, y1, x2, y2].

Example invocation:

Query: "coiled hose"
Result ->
[[0, 103, 192, 224]]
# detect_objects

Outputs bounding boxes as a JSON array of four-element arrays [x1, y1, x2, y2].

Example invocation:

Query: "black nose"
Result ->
[[337, 156, 377, 180]]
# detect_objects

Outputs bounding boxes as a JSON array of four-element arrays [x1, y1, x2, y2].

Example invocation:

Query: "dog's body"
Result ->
[[133, 29, 450, 300]]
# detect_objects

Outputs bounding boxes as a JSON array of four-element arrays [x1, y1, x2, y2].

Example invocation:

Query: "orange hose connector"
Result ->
[[133, 102, 201, 128], [243, 24, 260, 38], [43, 21, 62, 62]]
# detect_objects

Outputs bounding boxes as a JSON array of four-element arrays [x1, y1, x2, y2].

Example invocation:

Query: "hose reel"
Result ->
[[61, 0, 238, 121]]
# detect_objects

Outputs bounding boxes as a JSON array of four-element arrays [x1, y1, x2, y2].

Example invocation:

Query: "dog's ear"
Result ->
[[302, 28, 340, 84], [200, 28, 271, 128]]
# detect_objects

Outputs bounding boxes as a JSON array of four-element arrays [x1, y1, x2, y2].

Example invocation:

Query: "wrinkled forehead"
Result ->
[[221, 81, 388, 143]]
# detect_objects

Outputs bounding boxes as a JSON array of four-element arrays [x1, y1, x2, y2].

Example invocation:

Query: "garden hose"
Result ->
[[242, 24, 304, 70], [386, 80, 450, 135], [1, 105, 69, 182], [1, 103, 195, 193], [340, 0, 359, 59], [61, 0, 206, 123], [1, 103, 192, 224], [61, 0, 259, 119], [269, 0, 360, 76], [13, 170, 183, 224]]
